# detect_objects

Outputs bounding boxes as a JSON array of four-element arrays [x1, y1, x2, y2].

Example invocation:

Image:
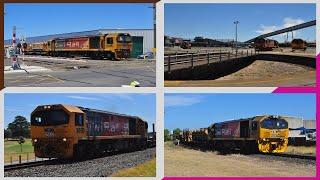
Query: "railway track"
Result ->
[[4, 159, 58, 171], [261, 152, 316, 160], [179, 143, 316, 162]]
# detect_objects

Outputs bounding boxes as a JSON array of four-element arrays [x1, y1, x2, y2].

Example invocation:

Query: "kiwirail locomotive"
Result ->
[[25, 33, 132, 60], [180, 115, 289, 153], [31, 104, 149, 159]]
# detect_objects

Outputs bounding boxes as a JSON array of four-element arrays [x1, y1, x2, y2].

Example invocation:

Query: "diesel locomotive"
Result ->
[[291, 39, 307, 51], [31, 104, 148, 159], [180, 115, 289, 153], [26, 33, 132, 60], [254, 38, 279, 51]]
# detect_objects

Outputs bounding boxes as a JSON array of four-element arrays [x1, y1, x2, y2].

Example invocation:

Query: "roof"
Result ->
[[77, 106, 144, 121]]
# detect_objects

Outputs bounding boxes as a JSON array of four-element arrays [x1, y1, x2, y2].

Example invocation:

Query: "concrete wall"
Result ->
[[165, 54, 316, 80]]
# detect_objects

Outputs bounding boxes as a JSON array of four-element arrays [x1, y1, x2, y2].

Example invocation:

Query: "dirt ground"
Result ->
[[164, 142, 315, 177], [286, 146, 316, 156], [165, 60, 315, 87]]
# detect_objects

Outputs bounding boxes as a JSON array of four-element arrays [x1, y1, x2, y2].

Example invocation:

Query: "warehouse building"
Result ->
[[4, 29, 154, 57], [283, 116, 316, 145]]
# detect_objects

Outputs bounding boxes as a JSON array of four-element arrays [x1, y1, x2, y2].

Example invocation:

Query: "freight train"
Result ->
[[179, 115, 289, 154], [291, 39, 307, 51], [25, 33, 132, 60], [254, 38, 279, 51], [30, 104, 152, 159]]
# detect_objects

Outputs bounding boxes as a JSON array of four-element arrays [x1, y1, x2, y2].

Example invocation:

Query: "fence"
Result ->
[[164, 49, 258, 72]]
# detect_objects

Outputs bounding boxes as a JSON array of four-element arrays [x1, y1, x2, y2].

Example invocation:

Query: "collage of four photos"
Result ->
[[1, 1, 318, 179]]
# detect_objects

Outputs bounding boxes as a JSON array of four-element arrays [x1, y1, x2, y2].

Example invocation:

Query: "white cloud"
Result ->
[[256, 17, 305, 35], [165, 95, 203, 107], [256, 25, 279, 34], [67, 96, 99, 101], [283, 17, 305, 28]]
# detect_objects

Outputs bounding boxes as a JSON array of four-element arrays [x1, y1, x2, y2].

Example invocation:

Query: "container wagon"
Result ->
[[254, 38, 279, 51], [291, 39, 307, 51], [30, 104, 147, 159]]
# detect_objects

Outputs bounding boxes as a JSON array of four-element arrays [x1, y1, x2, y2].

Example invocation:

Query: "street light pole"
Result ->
[[233, 21, 239, 56]]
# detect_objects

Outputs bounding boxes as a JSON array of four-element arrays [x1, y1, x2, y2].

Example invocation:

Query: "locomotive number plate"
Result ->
[[271, 130, 280, 138], [44, 128, 55, 137]]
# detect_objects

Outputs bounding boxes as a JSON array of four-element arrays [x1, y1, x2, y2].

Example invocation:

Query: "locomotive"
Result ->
[[25, 33, 132, 60], [254, 38, 279, 51], [291, 39, 307, 51], [31, 104, 149, 159], [180, 115, 289, 153]]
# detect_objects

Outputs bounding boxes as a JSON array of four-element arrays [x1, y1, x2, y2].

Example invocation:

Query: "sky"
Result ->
[[165, 93, 316, 131], [165, 4, 316, 42], [4, 3, 153, 40], [4, 93, 156, 131]]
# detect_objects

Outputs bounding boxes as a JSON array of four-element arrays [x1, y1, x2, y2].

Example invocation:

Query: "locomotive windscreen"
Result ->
[[117, 34, 132, 43], [31, 110, 69, 126], [261, 118, 288, 129]]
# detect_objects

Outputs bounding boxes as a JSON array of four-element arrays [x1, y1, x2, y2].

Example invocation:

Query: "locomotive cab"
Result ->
[[31, 104, 86, 158], [104, 33, 132, 59], [257, 116, 289, 153]]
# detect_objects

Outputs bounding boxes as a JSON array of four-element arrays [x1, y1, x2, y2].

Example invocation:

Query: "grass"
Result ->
[[4, 139, 35, 164], [286, 145, 316, 156], [112, 157, 156, 177]]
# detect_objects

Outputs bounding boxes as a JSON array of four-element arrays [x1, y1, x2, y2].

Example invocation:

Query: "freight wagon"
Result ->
[[180, 115, 289, 154], [291, 39, 307, 51], [254, 38, 279, 51], [30, 104, 148, 159], [25, 33, 132, 60]]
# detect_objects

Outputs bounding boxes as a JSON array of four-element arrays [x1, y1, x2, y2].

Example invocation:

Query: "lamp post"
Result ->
[[233, 21, 239, 56]]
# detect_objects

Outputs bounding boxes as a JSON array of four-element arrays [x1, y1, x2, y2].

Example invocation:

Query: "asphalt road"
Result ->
[[4, 56, 156, 87]]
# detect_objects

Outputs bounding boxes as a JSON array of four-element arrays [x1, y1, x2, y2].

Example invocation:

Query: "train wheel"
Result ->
[[73, 144, 86, 159]]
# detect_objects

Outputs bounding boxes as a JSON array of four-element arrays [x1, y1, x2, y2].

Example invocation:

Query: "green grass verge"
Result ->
[[112, 157, 156, 177], [4, 139, 35, 163]]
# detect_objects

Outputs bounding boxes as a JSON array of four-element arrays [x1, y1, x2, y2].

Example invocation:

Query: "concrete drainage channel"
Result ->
[[164, 54, 316, 80]]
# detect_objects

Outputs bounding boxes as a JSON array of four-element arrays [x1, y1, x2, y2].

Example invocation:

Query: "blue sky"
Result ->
[[165, 93, 316, 131], [165, 4, 316, 42], [4, 93, 156, 131], [4, 3, 153, 40]]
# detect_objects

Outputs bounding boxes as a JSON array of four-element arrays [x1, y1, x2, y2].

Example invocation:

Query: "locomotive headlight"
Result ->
[[62, 138, 67, 142], [34, 139, 38, 143]]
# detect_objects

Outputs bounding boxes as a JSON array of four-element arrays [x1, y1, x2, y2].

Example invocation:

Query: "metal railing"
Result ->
[[164, 49, 257, 72]]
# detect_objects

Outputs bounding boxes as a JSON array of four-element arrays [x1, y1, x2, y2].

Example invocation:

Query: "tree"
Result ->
[[7, 116, 30, 139], [173, 128, 182, 140], [4, 129, 12, 140], [164, 129, 171, 142]]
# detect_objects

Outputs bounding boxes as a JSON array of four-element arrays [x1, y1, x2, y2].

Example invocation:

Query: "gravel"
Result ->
[[5, 148, 156, 177]]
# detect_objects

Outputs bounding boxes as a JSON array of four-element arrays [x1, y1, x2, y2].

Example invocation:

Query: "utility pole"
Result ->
[[233, 21, 239, 56], [153, 3, 156, 49]]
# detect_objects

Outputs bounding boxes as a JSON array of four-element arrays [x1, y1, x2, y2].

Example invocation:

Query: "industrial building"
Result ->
[[4, 29, 154, 58], [283, 116, 316, 145]]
